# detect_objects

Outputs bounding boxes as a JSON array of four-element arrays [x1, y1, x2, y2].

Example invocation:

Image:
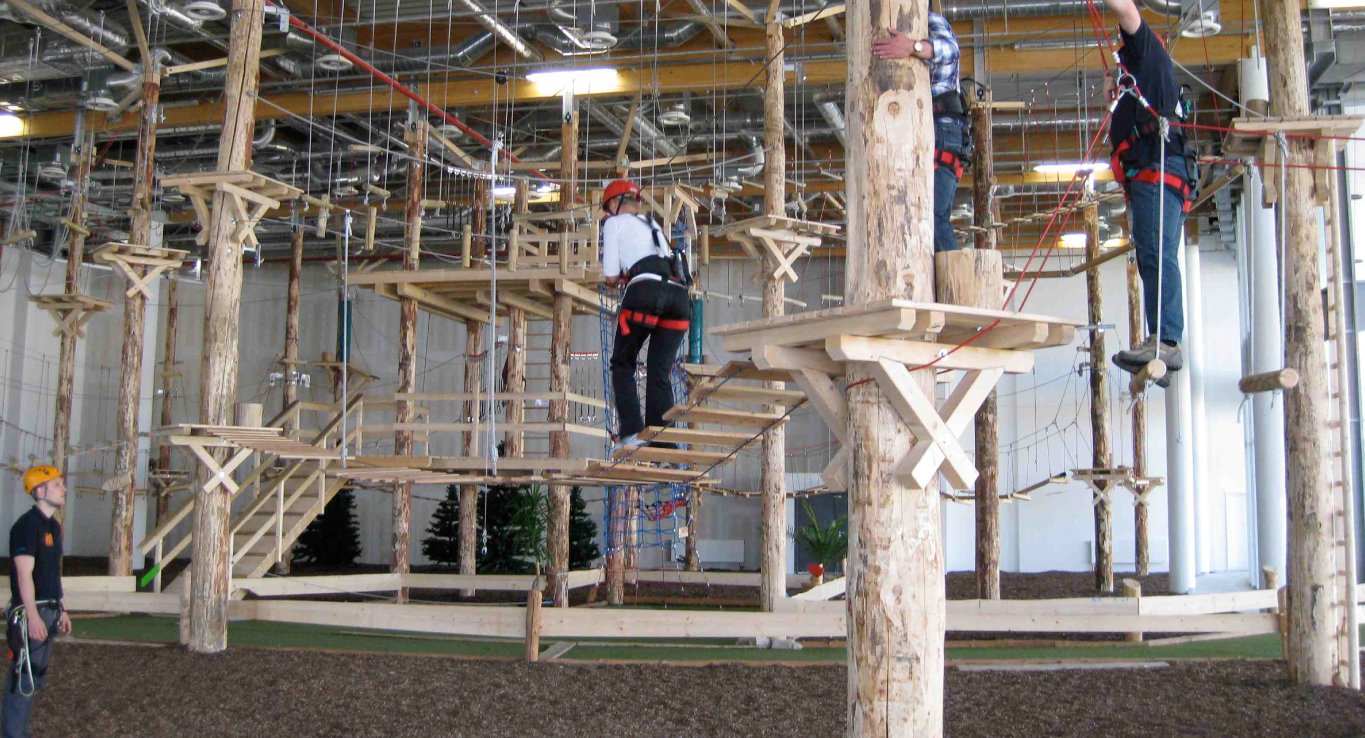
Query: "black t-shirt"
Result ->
[[1110, 20, 1182, 166], [9, 507, 63, 604]]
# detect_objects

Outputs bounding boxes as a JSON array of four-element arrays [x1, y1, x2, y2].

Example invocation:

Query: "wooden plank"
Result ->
[[826, 334, 1034, 374], [611, 445, 732, 466], [637, 426, 753, 447], [349, 266, 592, 287], [684, 361, 792, 383], [695, 383, 806, 405], [664, 405, 787, 427]]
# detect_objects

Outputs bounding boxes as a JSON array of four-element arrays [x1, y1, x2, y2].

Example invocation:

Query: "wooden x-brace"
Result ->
[[111, 259, 178, 300], [46, 305, 94, 338], [867, 359, 1003, 491], [186, 443, 254, 496], [750, 229, 820, 285]]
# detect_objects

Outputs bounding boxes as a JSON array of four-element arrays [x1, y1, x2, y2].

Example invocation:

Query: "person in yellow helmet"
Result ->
[[4, 466, 70, 737]]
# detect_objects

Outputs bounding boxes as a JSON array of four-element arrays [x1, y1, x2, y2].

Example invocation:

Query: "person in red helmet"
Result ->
[[601, 179, 691, 451]]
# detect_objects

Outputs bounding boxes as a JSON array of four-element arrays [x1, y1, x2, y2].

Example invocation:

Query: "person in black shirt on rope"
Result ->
[[1102, 0, 1199, 382], [4, 465, 70, 738]]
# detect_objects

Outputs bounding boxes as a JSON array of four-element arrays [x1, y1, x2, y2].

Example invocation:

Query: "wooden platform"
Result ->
[[29, 294, 112, 338], [709, 215, 841, 283], [161, 170, 304, 249], [160, 424, 341, 460], [91, 242, 188, 298], [1222, 115, 1364, 156], [711, 300, 1079, 491], [348, 268, 613, 323]]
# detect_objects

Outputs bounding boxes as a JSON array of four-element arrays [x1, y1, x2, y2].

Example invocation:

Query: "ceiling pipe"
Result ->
[[815, 98, 846, 148], [451, 0, 543, 61], [941, 0, 1183, 19]]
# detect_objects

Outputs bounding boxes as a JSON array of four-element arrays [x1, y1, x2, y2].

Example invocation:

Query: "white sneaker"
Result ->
[[1113, 334, 1184, 372], [613, 433, 642, 455]]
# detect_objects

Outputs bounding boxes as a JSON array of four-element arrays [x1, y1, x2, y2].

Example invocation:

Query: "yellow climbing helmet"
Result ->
[[22, 465, 61, 495]]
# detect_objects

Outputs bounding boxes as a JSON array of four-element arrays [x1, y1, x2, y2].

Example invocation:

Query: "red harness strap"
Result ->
[[1110, 137, 1135, 187], [618, 309, 690, 337], [1128, 168, 1193, 213], [934, 149, 963, 179]]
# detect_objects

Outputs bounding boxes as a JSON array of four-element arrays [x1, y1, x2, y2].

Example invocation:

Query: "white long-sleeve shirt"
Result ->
[[602, 214, 669, 281]]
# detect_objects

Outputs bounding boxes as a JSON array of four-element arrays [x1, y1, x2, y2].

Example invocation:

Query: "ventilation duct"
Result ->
[[941, 0, 1185, 20], [547, 0, 620, 52], [733, 134, 765, 178], [367, 32, 495, 73], [521, 20, 701, 56], [451, 0, 543, 61], [815, 98, 846, 148]]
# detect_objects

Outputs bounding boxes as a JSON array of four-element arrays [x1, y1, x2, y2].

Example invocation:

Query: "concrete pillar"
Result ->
[[1184, 234, 1212, 574], [1165, 261, 1198, 594]]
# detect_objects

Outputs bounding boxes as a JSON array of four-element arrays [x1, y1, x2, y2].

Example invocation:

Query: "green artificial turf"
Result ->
[[72, 615, 1288, 664]]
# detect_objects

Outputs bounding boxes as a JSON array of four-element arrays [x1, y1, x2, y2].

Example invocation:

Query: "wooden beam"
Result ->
[[1084, 200, 1113, 594], [187, 0, 265, 655], [393, 108, 426, 604], [122, 0, 151, 68], [546, 109, 578, 609], [107, 66, 161, 578], [164, 47, 286, 76], [844, 0, 942, 732], [968, 96, 1001, 602], [6, 0, 136, 71], [759, 20, 788, 616], [1265, 0, 1342, 687], [1127, 257, 1149, 576]]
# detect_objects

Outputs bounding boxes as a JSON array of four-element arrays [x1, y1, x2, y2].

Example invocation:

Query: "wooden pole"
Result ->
[[188, 0, 265, 654], [845, 0, 942, 733], [108, 64, 162, 577], [606, 487, 626, 605], [505, 180, 530, 460], [524, 583, 543, 661], [936, 251, 1003, 601], [458, 179, 491, 599], [1263, 0, 1341, 686], [1128, 258, 1149, 576], [51, 128, 92, 478], [546, 107, 578, 608], [969, 98, 1000, 600], [1122, 578, 1142, 642], [155, 277, 179, 525], [393, 104, 426, 603], [272, 214, 305, 577], [759, 20, 789, 613], [1084, 201, 1113, 593]]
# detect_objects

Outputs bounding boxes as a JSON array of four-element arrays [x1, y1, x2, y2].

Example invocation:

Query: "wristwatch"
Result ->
[[913, 40, 925, 55]]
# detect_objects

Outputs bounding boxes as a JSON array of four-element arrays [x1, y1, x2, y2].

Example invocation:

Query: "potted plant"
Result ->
[[795, 499, 847, 587]]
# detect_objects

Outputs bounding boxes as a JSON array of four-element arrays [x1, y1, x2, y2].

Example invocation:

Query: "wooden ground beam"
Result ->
[[108, 65, 163, 577], [184, 0, 267, 652]]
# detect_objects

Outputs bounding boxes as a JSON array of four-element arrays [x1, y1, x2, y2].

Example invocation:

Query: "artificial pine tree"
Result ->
[[481, 483, 534, 573], [421, 485, 463, 568], [568, 487, 600, 568], [293, 487, 362, 569]]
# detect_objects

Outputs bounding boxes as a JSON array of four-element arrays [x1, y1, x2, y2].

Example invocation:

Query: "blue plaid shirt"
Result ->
[[928, 12, 961, 99]]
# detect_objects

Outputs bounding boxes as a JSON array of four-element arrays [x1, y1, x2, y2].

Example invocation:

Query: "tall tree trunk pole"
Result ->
[[271, 214, 305, 576], [1262, 0, 1341, 686], [188, 0, 265, 654], [1084, 201, 1113, 593], [108, 64, 163, 576], [156, 277, 179, 525], [504, 180, 530, 461], [845, 1, 943, 733], [759, 20, 789, 613], [51, 127, 93, 477], [458, 178, 490, 598], [1128, 259, 1149, 576], [970, 98, 1000, 600], [546, 107, 578, 607], [393, 104, 426, 603]]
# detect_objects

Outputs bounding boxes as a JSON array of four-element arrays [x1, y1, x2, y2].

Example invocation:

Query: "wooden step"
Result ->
[[639, 426, 753, 448], [695, 383, 806, 406], [663, 405, 786, 428], [611, 445, 733, 466]]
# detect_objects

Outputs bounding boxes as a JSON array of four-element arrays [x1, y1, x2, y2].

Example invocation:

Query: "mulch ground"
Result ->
[[31, 644, 1365, 737]]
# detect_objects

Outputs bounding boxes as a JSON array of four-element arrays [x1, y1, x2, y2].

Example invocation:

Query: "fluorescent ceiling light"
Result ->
[[0, 113, 24, 138], [1308, 0, 1365, 8], [1033, 161, 1099, 176], [492, 185, 518, 198], [1059, 232, 1088, 249], [526, 67, 619, 93]]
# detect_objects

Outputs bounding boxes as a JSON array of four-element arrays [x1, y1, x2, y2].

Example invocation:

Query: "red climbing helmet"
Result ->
[[602, 179, 642, 213]]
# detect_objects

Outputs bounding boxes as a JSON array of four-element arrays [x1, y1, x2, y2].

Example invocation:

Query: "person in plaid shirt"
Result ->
[[872, 12, 966, 253]]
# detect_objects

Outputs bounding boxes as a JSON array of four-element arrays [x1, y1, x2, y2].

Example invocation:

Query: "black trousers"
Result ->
[[611, 279, 690, 440]]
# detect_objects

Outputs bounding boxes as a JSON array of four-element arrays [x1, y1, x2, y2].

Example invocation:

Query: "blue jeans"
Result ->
[[1128, 152, 1189, 344], [934, 117, 965, 253], [3, 607, 59, 738]]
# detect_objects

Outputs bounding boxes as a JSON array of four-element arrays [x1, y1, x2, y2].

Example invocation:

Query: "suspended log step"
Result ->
[[1239, 368, 1299, 394], [693, 383, 806, 406]]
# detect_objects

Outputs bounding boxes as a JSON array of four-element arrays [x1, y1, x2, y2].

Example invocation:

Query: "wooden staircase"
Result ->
[[140, 396, 361, 589], [609, 361, 799, 470]]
